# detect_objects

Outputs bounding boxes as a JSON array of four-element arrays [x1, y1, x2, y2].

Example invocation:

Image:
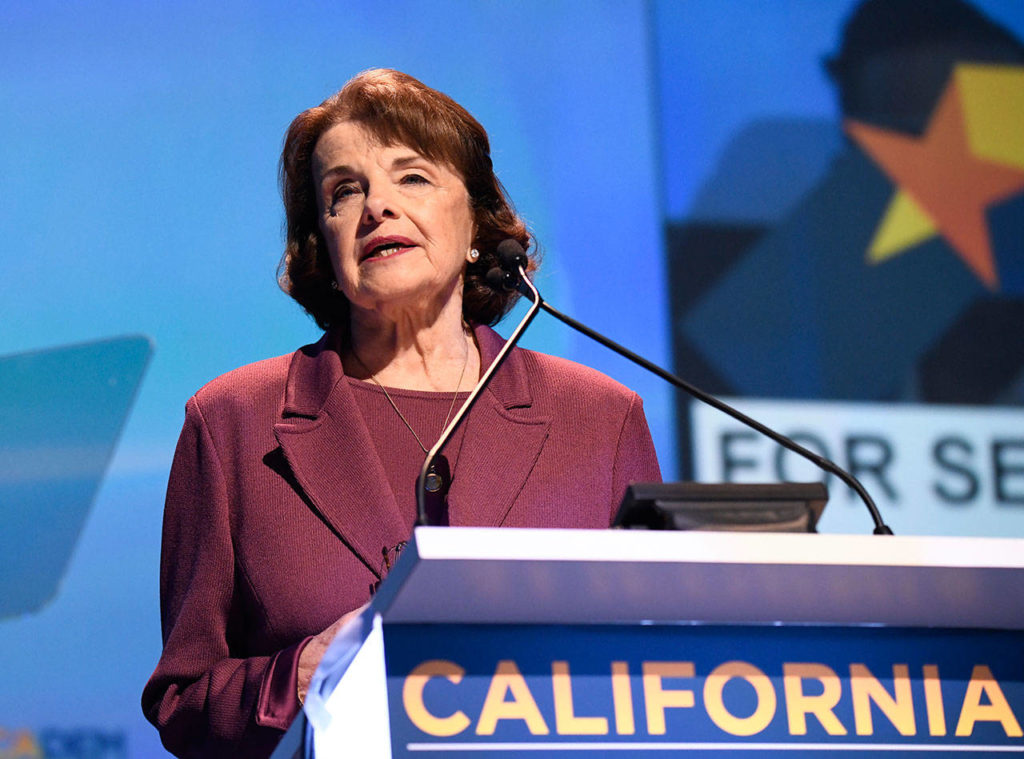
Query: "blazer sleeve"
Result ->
[[141, 396, 307, 758], [609, 392, 662, 523]]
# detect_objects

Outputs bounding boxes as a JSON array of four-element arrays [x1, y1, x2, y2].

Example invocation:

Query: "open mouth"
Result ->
[[363, 237, 415, 261]]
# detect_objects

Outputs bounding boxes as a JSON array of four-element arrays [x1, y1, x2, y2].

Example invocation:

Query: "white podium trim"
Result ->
[[305, 613, 392, 757], [373, 528, 1024, 629]]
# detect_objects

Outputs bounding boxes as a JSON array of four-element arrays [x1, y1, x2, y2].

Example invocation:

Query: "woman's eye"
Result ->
[[401, 173, 430, 186], [332, 183, 360, 202]]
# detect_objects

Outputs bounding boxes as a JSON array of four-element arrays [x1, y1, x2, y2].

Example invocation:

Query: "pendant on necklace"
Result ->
[[425, 465, 444, 493], [423, 454, 451, 526], [425, 454, 451, 494]]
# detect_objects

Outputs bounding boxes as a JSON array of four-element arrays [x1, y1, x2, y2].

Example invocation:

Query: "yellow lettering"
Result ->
[[551, 661, 608, 735], [923, 665, 947, 736], [402, 660, 471, 737], [783, 663, 847, 735], [850, 663, 915, 736], [476, 660, 550, 736], [611, 661, 636, 735], [703, 661, 777, 736], [954, 665, 1023, 737], [642, 661, 695, 735]]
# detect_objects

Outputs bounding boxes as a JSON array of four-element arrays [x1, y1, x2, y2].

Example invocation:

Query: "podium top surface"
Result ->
[[373, 528, 1024, 630]]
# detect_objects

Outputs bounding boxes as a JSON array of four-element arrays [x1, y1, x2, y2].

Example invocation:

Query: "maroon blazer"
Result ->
[[142, 324, 661, 758]]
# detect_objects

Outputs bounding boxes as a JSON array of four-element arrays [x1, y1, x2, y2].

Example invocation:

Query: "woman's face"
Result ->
[[312, 120, 475, 320]]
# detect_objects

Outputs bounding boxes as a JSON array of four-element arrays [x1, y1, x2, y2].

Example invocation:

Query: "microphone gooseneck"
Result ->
[[493, 240, 893, 536], [414, 246, 542, 526]]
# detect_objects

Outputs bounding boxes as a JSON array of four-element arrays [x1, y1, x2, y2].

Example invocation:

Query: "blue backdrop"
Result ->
[[1, 1, 1022, 756]]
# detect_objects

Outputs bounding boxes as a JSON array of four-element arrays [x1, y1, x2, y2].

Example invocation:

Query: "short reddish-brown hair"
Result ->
[[278, 68, 535, 331]]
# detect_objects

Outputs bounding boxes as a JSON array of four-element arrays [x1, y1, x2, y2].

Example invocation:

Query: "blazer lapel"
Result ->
[[273, 334, 408, 576], [447, 325, 551, 526]]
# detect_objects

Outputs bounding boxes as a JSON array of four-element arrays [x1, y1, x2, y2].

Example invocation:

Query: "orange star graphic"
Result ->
[[845, 77, 1024, 289]]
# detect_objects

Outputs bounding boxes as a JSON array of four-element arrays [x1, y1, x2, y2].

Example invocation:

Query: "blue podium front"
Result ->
[[290, 528, 1024, 757]]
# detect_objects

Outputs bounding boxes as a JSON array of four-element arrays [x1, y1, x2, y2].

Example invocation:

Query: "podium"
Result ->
[[276, 528, 1024, 757]]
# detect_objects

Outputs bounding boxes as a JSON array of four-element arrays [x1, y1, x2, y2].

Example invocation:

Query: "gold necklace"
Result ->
[[351, 343, 470, 493]]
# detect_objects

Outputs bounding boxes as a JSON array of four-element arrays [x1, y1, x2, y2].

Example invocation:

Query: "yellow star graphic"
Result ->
[[844, 63, 1024, 289]]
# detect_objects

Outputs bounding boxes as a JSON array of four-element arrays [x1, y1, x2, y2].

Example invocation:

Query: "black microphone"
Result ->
[[485, 239, 527, 292], [493, 240, 894, 536], [497, 238, 528, 270]]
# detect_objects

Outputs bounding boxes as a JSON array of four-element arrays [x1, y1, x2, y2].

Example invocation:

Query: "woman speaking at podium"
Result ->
[[142, 68, 660, 757]]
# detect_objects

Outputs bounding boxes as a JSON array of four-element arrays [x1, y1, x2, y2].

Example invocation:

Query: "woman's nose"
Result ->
[[362, 185, 399, 225]]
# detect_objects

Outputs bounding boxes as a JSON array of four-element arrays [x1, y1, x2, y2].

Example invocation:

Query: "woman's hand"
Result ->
[[296, 602, 370, 704]]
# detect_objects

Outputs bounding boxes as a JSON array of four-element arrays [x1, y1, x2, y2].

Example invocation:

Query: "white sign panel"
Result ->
[[690, 399, 1024, 537]]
